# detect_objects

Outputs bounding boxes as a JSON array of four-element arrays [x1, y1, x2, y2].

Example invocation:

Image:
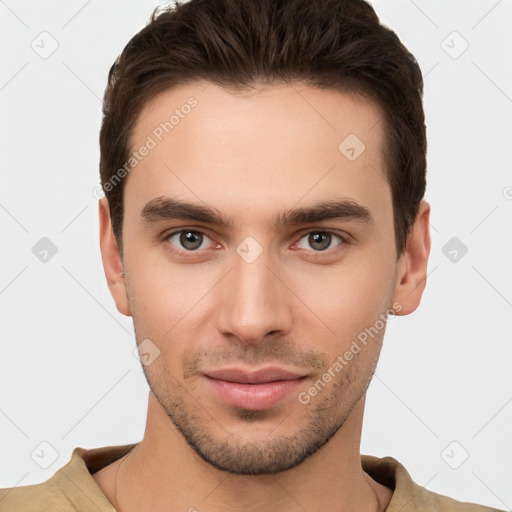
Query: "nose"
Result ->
[[215, 247, 293, 345]]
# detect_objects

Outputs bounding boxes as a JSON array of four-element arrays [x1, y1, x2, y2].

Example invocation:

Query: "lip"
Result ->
[[203, 367, 308, 410], [204, 366, 306, 384]]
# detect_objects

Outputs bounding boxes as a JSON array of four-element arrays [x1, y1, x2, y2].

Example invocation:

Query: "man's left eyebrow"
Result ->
[[273, 199, 374, 229], [140, 196, 375, 229]]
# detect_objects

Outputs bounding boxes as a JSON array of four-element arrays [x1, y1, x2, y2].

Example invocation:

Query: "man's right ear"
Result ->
[[98, 197, 131, 317]]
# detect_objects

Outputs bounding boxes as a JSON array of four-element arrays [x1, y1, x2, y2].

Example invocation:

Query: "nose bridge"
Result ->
[[216, 246, 290, 343]]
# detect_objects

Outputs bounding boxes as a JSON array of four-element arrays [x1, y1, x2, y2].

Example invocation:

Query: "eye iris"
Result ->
[[309, 232, 331, 251], [180, 231, 203, 250]]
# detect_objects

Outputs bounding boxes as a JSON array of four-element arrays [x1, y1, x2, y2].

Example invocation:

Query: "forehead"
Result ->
[[131, 80, 385, 156], [124, 80, 391, 229]]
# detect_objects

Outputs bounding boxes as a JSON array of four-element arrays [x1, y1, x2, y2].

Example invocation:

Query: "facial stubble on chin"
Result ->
[[139, 347, 380, 476]]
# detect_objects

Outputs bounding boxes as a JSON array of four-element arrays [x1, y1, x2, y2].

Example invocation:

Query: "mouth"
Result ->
[[202, 366, 308, 410]]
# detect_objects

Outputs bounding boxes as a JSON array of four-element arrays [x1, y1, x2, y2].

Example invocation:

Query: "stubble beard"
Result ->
[[142, 352, 378, 475]]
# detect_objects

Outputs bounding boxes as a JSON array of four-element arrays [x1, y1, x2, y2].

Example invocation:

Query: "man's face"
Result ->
[[115, 81, 404, 474]]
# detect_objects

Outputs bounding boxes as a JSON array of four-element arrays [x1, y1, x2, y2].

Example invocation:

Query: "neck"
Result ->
[[97, 392, 391, 512]]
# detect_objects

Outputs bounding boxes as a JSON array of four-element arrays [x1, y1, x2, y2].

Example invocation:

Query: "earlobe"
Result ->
[[98, 198, 131, 317], [391, 200, 431, 316]]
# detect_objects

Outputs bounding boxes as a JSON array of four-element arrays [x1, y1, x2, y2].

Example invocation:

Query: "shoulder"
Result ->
[[416, 486, 505, 512], [0, 444, 131, 512], [0, 476, 67, 511], [361, 454, 505, 512]]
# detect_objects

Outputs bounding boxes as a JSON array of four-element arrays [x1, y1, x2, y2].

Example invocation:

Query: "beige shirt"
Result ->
[[0, 443, 504, 511]]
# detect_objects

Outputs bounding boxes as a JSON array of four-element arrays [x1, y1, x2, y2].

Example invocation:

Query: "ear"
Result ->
[[98, 197, 131, 317], [391, 199, 431, 316]]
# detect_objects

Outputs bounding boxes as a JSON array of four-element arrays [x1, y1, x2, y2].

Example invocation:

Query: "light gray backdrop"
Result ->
[[1, 0, 511, 509]]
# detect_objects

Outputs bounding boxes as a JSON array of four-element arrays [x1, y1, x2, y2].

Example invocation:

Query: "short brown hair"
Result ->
[[99, 0, 426, 259]]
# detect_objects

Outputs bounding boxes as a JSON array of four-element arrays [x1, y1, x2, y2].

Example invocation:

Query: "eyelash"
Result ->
[[162, 228, 350, 259]]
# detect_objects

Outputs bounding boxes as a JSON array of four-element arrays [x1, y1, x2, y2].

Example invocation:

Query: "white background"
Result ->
[[0, 0, 511, 509]]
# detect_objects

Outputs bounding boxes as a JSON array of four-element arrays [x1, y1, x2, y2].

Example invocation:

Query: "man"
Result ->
[[0, 0, 503, 510]]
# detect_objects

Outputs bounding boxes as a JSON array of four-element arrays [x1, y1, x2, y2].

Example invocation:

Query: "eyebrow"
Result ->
[[140, 196, 375, 230]]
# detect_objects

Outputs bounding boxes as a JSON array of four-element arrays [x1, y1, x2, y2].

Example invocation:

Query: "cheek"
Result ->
[[126, 261, 220, 364], [295, 258, 393, 336], [127, 247, 215, 320]]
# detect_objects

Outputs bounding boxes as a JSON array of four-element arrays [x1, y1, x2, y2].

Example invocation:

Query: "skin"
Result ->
[[94, 81, 431, 511]]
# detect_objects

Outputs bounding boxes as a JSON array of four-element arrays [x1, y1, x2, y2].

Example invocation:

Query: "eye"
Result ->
[[294, 231, 346, 253], [163, 228, 348, 258], [165, 229, 217, 253]]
